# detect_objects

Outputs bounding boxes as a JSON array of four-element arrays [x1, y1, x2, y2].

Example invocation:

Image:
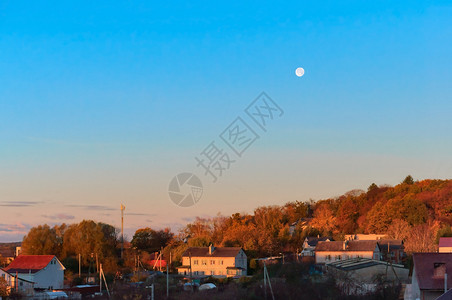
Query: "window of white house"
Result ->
[[193, 260, 198, 265], [210, 260, 215, 265], [219, 260, 223, 265], [202, 260, 207, 265]]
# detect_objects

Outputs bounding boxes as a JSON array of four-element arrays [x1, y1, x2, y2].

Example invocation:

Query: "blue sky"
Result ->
[[0, 1, 451, 241]]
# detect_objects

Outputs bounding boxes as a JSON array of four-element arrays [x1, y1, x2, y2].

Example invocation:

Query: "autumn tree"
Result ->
[[131, 227, 173, 253], [282, 201, 310, 223], [221, 215, 257, 250], [0, 277, 8, 297], [22, 224, 61, 256], [310, 201, 336, 235], [368, 183, 378, 192], [62, 220, 118, 271], [405, 222, 439, 253], [403, 175, 414, 185], [387, 219, 411, 240], [254, 206, 285, 255], [335, 196, 360, 233]]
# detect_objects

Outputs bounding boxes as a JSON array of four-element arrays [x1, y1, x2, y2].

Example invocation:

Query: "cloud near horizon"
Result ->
[[42, 213, 75, 220], [65, 204, 116, 211], [0, 201, 43, 207], [126, 212, 157, 216], [0, 223, 31, 242]]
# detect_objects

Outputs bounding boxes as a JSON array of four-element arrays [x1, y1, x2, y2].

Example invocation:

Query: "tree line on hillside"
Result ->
[[164, 176, 452, 264], [20, 176, 452, 274]]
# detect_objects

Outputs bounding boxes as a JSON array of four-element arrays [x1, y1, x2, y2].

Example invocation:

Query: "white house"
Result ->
[[0, 268, 34, 295], [344, 234, 386, 241], [439, 237, 452, 253], [177, 245, 247, 277], [315, 240, 381, 264], [4, 255, 65, 290], [301, 236, 332, 257]]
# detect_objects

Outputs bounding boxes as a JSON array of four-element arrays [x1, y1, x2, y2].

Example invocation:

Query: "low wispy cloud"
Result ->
[[126, 212, 157, 216], [0, 201, 43, 207], [0, 223, 32, 242], [42, 213, 75, 220], [0, 223, 31, 233], [65, 204, 115, 211]]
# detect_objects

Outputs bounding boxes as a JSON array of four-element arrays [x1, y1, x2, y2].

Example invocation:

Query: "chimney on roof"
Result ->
[[209, 244, 215, 255], [343, 241, 348, 250], [445, 273, 448, 294], [434, 263, 446, 278]]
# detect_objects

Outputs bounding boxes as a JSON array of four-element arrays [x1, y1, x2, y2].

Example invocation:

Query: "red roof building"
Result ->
[[411, 253, 452, 300], [4, 255, 55, 274], [4, 255, 65, 290]]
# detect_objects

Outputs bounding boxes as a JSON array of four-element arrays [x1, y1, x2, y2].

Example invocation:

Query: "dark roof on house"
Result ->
[[181, 247, 243, 258], [327, 257, 406, 271], [413, 253, 452, 291], [435, 287, 452, 300], [306, 237, 332, 247], [4, 255, 56, 274], [439, 237, 452, 248], [377, 240, 404, 252], [316, 240, 379, 252]]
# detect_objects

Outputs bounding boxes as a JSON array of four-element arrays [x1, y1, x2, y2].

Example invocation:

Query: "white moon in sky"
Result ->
[[295, 67, 305, 77]]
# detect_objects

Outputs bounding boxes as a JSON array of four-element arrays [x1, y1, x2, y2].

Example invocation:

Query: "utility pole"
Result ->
[[189, 250, 193, 292], [99, 263, 111, 298], [160, 247, 163, 271], [264, 262, 267, 300], [166, 259, 169, 298], [263, 262, 275, 300], [120, 204, 125, 259], [79, 253, 81, 277]]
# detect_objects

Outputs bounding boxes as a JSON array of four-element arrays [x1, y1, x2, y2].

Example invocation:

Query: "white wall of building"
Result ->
[[439, 247, 452, 253], [17, 257, 64, 290]]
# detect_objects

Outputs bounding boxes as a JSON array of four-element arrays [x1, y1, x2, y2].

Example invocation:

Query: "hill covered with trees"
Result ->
[[18, 176, 452, 273], [166, 176, 452, 261]]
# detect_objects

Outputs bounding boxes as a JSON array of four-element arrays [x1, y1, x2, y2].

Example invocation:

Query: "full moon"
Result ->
[[295, 67, 305, 77]]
